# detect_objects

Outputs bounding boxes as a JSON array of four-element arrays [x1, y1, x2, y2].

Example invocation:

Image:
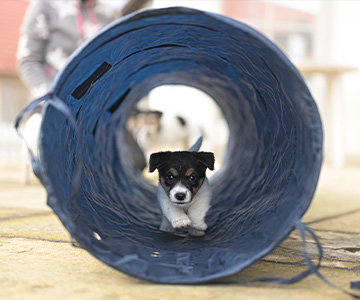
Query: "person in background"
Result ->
[[16, 0, 151, 183], [17, 0, 150, 99]]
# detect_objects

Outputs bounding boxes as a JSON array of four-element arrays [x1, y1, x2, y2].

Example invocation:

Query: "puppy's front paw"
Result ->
[[172, 216, 192, 229], [189, 227, 205, 237], [191, 222, 208, 231]]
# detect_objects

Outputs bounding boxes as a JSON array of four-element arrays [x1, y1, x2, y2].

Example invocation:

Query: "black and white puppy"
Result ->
[[149, 148, 214, 236]]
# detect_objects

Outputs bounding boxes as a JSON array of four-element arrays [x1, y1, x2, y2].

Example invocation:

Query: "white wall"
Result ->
[[152, 0, 223, 14], [0, 75, 28, 158], [314, 1, 360, 161]]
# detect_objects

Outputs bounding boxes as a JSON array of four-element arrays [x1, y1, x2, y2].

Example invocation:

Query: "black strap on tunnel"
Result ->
[[72, 62, 113, 99], [91, 88, 132, 136], [107, 88, 131, 114]]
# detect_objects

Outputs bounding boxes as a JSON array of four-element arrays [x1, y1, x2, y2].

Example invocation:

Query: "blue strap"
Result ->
[[212, 221, 360, 298], [15, 94, 50, 181], [296, 222, 360, 299], [15, 94, 83, 207]]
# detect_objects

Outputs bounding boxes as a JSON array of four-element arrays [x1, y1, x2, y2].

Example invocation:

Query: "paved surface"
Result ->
[[1, 158, 360, 300]]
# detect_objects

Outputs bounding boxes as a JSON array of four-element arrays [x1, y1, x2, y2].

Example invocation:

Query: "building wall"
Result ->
[[0, 0, 30, 158], [0, 1, 29, 75], [152, 0, 222, 13], [314, 1, 360, 162], [0, 74, 28, 158], [0, 75, 28, 123], [223, 0, 315, 61]]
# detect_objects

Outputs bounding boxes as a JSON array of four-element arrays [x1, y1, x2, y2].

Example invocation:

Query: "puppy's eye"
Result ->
[[166, 174, 175, 181], [189, 174, 197, 182]]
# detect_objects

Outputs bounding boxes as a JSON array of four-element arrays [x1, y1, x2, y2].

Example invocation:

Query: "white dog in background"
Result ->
[[127, 85, 229, 175]]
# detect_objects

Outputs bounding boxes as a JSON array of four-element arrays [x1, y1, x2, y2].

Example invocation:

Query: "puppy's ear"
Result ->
[[149, 151, 171, 172], [195, 152, 215, 171]]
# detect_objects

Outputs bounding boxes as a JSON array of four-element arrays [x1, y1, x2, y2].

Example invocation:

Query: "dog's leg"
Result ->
[[159, 215, 175, 232], [187, 202, 208, 233], [188, 227, 206, 237], [187, 180, 211, 237], [187, 187, 211, 233], [165, 205, 192, 229]]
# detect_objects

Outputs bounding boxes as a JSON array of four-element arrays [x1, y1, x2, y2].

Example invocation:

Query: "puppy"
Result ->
[[149, 149, 214, 236]]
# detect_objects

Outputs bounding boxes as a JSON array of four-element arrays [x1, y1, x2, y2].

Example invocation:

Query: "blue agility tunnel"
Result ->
[[18, 7, 323, 283]]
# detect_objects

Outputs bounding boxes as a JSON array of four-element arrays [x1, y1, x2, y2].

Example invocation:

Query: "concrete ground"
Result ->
[[1, 158, 360, 300]]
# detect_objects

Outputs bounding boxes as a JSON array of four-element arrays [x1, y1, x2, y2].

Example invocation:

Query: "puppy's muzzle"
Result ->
[[170, 182, 192, 205]]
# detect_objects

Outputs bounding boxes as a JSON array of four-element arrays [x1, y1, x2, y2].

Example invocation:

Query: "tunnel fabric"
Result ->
[[20, 7, 323, 283]]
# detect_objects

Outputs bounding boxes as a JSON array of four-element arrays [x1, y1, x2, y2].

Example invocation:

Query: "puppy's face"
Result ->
[[149, 151, 215, 206]]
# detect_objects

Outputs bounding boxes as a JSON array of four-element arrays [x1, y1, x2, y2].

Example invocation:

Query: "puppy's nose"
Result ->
[[175, 192, 186, 201]]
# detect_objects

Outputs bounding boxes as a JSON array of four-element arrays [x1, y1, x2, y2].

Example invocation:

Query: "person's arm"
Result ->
[[121, 0, 151, 16], [17, 2, 53, 99]]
